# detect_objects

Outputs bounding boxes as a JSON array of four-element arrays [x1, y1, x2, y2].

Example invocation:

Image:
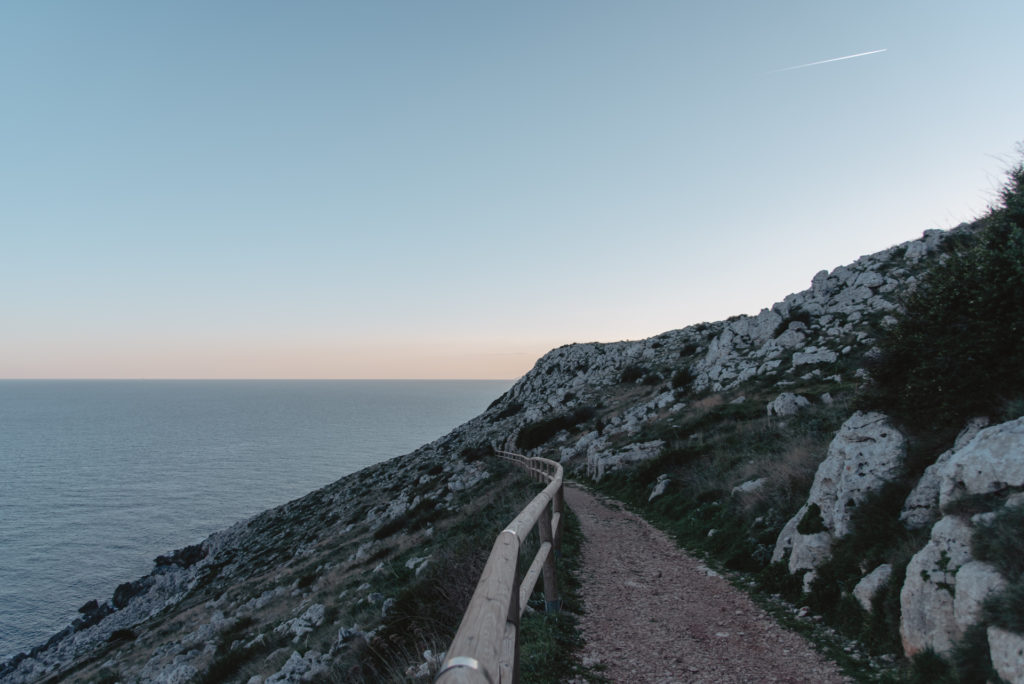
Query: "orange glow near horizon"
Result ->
[[1, 338, 550, 380]]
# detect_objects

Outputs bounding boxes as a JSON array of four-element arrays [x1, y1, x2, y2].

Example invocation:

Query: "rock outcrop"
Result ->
[[898, 417, 1024, 662], [767, 393, 810, 417], [853, 564, 892, 613], [900, 515, 975, 656], [773, 412, 906, 588]]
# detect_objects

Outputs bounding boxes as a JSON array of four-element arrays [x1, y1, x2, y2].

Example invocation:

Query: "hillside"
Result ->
[[3, 163, 1023, 683]]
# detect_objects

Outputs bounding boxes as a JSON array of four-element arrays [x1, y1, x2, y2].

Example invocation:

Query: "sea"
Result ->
[[0, 379, 512, 660]]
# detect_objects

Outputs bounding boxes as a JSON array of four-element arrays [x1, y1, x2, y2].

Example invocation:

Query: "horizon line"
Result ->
[[0, 377, 518, 382]]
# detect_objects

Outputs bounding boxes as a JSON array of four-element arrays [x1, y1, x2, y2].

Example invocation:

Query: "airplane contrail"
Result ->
[[771, 48, 887, 73]]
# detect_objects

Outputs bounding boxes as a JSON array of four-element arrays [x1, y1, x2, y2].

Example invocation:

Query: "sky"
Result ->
[[2, 1, 1022, 380]]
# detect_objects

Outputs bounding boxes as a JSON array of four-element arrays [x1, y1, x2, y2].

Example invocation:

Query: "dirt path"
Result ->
[[566, 485, 848, 683]]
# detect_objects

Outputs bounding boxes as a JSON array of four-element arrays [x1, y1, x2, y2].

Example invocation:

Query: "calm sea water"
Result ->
[[0, 379, 511, 659]]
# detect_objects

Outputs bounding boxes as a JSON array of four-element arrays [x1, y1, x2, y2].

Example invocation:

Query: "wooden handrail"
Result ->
[[436, 450, 564, 684]]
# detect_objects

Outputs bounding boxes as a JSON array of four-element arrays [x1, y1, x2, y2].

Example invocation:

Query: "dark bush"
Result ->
[[671, 367, 695, 390], [515, 406, 596, 450], [984, 582, 1024, 633], [107, 629, 136, 643], [155, 543, 206, 569], [460, 444, 494, 463], [641, 372, 662, 385], [678, 343, 699, 357], [620, 365, 646, 383], [372, 499, 442, 540], [773, 307, 813, 337], [862, 162, 1024, 430], [796, 503, 825, 534], [972, 500, 1024, 579], [951, 623, 999, 683], [490, 400, 523, 422]]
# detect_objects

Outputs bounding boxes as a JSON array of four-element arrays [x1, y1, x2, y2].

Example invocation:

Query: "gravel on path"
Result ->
[[566, 484, 849, 683]]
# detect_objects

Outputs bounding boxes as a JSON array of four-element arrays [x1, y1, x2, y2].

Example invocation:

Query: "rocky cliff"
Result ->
[[4, 176, 1024, 682]]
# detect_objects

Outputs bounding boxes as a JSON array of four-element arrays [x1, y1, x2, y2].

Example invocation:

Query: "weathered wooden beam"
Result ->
[[439, 452, 564, 684], [518, 541, 553, 616]]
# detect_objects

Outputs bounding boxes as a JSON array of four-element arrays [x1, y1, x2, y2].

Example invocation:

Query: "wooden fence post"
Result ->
[[537, 504, 560, 612]]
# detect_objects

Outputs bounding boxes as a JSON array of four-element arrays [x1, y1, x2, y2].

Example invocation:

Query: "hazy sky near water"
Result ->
[[3, 2, 1023, 379]]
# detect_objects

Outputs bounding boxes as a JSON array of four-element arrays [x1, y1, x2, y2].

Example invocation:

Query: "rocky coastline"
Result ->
[[4, 200, 1024, 681]]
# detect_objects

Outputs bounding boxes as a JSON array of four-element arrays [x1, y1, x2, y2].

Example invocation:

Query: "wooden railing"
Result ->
[[435, 450, 564, 684]]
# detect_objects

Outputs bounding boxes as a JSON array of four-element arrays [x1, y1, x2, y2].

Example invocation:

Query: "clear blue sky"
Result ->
[[3, 1, 1022, 379]]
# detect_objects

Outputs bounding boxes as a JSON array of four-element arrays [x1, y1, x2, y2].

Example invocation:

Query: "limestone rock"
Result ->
[[266, 651, 312, 683], [154, 661, 199, 684], [649, 475, 670, 502], [788, 531, 832, 592], [774, 412, 906, 574], [767, 393, 810, 417], [954, 561, 1007, 634], [900, 449, 956, 529], [587, 440, 664, 481], [792, 347, 838, 367], [900, 516, 974, 656], [771, 511, 800, 564], [807, 412, 905, 538], [989, 626, 1024, 684], [939, 416, 1024, 509], [731, 478, 767, 496], [901, 418, 992, 528], [274, 604, 325, 642], [853, 564, 892, 613]]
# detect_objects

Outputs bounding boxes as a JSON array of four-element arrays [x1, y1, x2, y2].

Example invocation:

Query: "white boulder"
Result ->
[[939, 416, 1024, 509], [792, 348, 838, 367], [788, 529, 832, 592], [649, 474, 670, 501], [773, 412, 906, 581], [731, 478, 767, 496], [587, 440, 664, 481], [853, 564, 892, 613], [900, 516, 974, 656], [954, 561, 1007, 634], [767, 393, 810, 417], [809, 412, 905, 537], [989, 626, 1024, 684]]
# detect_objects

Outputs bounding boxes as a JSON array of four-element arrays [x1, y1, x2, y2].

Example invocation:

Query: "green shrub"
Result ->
[[863, 162, 1024, 431], [490, 400, 524, 422], [951, 623, 999, 684], [515, 406, 596, 450], [107, 628, 136, 643], [773, 307, 812, 337], [984, 582, 1024, 633], [671, 367, 695, 390], [972, 504, 1024, 579], [619, 365, 646, 383], [460, 443, 494, 463], [904, 650, 958, 684]]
